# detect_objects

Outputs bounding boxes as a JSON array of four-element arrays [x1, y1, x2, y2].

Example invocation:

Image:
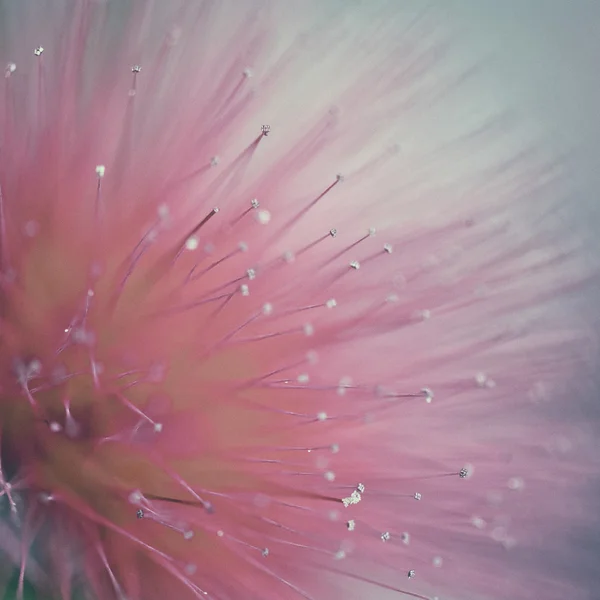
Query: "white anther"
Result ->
[[297, 373, 309, 383], [95, 165, 106, 178], [29, 359, 42, 376], [185, 237, 199, 251], [24, 221, 39, 237], [240, 284, 250, 296], [337, 376, 353, 396], [476, 373, 496, 389], [508, 477, 524, 491], [381, 531, 390, 542], [475, 372, 487, 387], [324, 471, 335, 482], [383, 243, 393, 253], [342, 490, 362, 508], [256, 210, 271, 225], [246, 268, 256, 280], [238, 241, 248, 252], [306, 350, 318, 364], [243, 68, 253, 78], [461, 463, 474, 479], [368, 227, 376, 236], [347, 520, 356, 531], [414, 492, 422, 500], [157, 204, 169, 219], [73, 327, 95, 345], [65, 414, 81, 439], [210, 156, 220, 167], [317, 411, 327, 421], [491, 527, 508, 543], [262, 303, 273, 315], [349, 261, 360, 270], [128, 491, 143, 505], [132, 65, 142, 73], [34, 47, 44, 56], [325, 298, 337, 309], [303, 323, 314, 336], [401, 532, 410, 545], [153, 423, 163, 433], [5, 62, 16, 77], [421, 388, 434, 403]]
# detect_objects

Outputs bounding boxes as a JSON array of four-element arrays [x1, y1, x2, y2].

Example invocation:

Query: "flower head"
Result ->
[[0, 2, 597, 600]]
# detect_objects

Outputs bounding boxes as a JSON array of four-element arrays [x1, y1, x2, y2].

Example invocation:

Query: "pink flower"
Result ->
[[0, 2, 596, 600]]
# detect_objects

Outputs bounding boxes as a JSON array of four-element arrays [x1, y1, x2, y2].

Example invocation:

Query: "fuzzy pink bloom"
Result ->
[[0, 2, 597, 600]]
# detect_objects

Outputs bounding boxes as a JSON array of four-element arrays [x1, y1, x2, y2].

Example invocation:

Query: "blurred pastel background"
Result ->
[[1, 1, 599, 599]]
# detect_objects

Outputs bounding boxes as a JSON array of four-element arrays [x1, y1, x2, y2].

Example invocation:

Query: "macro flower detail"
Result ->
[[0, 2, 597, 600]]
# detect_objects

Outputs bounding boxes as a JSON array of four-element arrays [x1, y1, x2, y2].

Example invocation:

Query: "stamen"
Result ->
[[234, 322, 313, 345], [14, 358, 42, 412], [96, 543, 128, 600], [114, 391, 160, 427], [206, 303, 273, 352], [4, 62, 16, 78], [294, 229, 338, 258], [325, 566, 430, 600], [0, 185, 8, 273], [274, 298, 337, 318], [241, 352, 318, 388], [228, 199, 260, 227], [273, 177, 342, 239], [62, 396, 81, 439], [173, 207, 219, 261], [322, 228, 376, 267], [130, 64, 141, 96], [130, 492, 194, 538], [360, 242, 395, 265], [95, 166, 105, 217]]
